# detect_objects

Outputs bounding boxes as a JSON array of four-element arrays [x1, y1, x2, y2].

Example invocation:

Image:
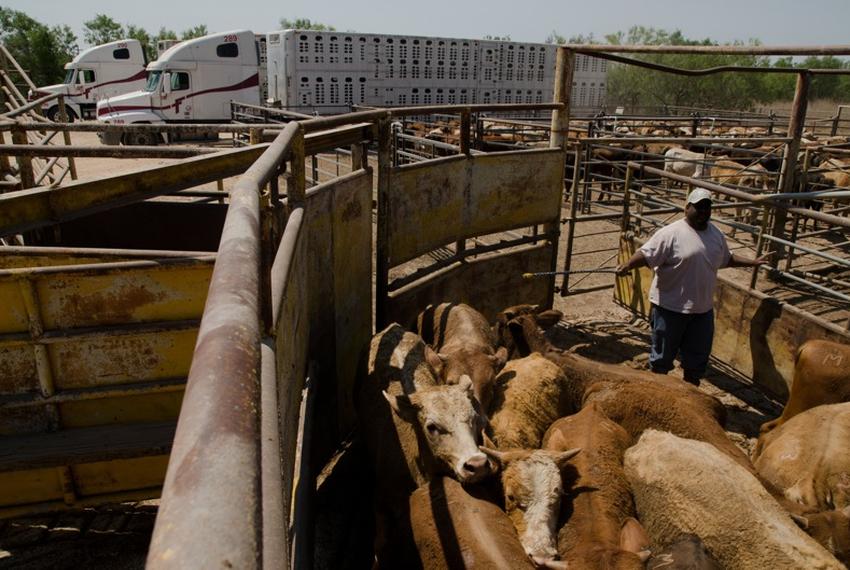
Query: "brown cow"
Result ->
[[417, 302, 508, 413], [755, 402, 850, 511], [626, 430, 845, 570], [357, 324, 491, 563], [509, 314, 850, 562], [402, 477, 536, 569], [479, 446, 580, 566], [758, 339, 850, 445], [543, 403, 651, 569], [488, 352, 573, 449]]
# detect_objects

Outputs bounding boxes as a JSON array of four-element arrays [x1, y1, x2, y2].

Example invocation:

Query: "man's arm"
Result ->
[[726, 252, 770, 268], [616, 251, 649, 276]]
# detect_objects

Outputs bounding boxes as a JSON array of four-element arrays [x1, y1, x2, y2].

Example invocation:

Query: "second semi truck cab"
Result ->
[[29, 39, 148, 121]]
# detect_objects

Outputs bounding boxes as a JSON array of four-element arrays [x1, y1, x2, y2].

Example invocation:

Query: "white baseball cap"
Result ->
[[686, 188, 713, 205]]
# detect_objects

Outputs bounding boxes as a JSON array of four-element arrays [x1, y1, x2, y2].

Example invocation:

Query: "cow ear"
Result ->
[[553, 447, 581, 469], [790, 513, 809, 530], [619, 517, 651, 559], [424, 346, 444, 376], [535, 310, 563, 329], [490, 346, 508, 369], [458, 374, 474, 395], [383, 390, 419, 421]]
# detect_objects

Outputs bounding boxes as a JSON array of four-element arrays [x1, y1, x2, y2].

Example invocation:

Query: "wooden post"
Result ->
[[11, 125, 34, 189], [460, 109, 471, 156], [621, 165, 633, 234], [771, 71, 810, 265], [350, 143, 365, 172], [550, 47, 574, 302], [57, 96, 77, 180], [376, 117, 392, 328]]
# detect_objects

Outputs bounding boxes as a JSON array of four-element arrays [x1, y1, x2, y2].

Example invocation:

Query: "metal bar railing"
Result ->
[[147, 121, 301, 570]]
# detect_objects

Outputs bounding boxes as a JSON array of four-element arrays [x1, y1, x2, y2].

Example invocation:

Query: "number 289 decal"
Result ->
[[223, 35, 238, 43]]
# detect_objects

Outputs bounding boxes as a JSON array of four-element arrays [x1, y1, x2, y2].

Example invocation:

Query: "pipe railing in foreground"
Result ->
[[146, 121, 301, 570]]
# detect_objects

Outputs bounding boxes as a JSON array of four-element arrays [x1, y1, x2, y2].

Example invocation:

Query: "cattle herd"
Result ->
[[355, 302, 850, 569]]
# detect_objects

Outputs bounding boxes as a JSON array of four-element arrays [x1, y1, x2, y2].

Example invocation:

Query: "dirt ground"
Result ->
[[1, 136, 793, 568]]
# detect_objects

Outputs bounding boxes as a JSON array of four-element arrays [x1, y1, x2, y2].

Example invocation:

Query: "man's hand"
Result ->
[[615, 263, 631, 276]]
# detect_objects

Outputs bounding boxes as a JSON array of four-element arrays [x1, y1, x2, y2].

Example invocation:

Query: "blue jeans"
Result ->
[[649, 304, 714, 383]]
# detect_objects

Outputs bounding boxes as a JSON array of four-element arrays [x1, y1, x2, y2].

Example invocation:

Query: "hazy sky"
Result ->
[[9, 0, 850, 48]]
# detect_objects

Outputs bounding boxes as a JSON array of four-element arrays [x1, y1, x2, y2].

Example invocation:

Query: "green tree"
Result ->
[[156, 28, 178, 41], [181, 25, 208, 40], [83, 14, 124, 45], [126, 24, 154, 61], [279, 18, 335, 31], [0, 7, 77, 86]]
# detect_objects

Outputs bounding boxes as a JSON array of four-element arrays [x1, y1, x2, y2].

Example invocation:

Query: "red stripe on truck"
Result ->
[[97, 73, 260, 118], [82, 68, 148, 97]]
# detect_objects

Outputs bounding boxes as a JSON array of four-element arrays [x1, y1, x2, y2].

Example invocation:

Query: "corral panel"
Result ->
[[386, 244, 553, 329], [387, 149, 564, 266], [32, 263, 211, 329]]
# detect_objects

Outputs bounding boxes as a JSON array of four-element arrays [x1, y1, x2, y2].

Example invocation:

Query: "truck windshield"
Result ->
[[64, 69, 75, 84], [145, 71, 162, 92]]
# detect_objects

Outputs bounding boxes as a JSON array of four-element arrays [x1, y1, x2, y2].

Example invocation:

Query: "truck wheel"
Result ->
[[46, 107, 77, 122], [127, 131, 161, 146]]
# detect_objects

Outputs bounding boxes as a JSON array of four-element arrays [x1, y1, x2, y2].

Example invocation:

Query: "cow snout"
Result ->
[[460, 453, 490, 481]]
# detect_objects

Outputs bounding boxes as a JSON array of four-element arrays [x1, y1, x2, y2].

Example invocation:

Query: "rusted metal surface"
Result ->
[[0, 247, 211, 514], [386, 244, 554, 329], [0, 145, 267, 236], [147, 121, 300, 570], [0, 144, 216, 158], [567, 44, 850, 56], [386, 149, 564, 266]]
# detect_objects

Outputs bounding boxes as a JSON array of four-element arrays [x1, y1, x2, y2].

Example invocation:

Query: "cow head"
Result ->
[[792, 505, 850, 566], [437, 346, 508, 413], [481, 445, 580, 566], [383, 375, 491, 484]]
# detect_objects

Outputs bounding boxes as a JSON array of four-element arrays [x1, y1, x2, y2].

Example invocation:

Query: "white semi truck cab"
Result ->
[[97, 30, 264, 144], [28, 39, 148, 121]]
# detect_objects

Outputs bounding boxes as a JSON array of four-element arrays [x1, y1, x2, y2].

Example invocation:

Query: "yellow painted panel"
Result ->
[[50, 328, 197, 389], [73, 455, 168, 496], [0, 344, 38, 395], [0, 253, 128, 269], [36, 263, 212, 329], [0, 468, 63, 506], [388, 149, 564, 265], [59, 391, 184, 428], [0, 280, 27, 334]]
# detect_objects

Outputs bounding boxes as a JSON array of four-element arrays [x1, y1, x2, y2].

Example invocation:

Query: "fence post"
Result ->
[[57, 95, 77, 180], [376, 117, 392, 328], [11, 124, 34, 189], [771, 71, 810, 266], [550, 46, 574, 302]]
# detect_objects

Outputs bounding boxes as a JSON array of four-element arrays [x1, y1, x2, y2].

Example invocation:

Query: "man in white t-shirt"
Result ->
[[616, 188, 766, 385]]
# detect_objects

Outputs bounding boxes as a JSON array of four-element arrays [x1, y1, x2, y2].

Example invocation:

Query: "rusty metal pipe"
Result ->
[[147, 121, 301, 570]]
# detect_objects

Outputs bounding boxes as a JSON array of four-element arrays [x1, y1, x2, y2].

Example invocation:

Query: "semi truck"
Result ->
[[97, 29, 608, 143], [97, 30, 265, 144], [28, 39, 148, 121]]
